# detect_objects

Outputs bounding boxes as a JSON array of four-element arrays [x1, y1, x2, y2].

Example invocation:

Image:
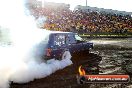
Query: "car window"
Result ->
[[54, 34, 66, 46], [66, 34, 76, 44]]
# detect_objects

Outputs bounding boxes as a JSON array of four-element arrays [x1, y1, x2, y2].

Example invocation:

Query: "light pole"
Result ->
[[42, 0, 45, 8], [86, 0, 87, 6]]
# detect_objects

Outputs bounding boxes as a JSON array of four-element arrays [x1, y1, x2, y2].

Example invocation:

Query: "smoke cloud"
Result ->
[[0, 0, 72, 88]]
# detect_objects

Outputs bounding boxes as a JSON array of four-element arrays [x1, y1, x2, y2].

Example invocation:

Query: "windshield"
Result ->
[[75, 34, 83, 41]]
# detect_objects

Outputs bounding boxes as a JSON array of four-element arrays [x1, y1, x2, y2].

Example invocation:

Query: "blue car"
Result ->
[[39, 31, 94, 60]]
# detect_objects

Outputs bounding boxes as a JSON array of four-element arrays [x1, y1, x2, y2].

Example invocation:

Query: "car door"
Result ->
[[66, 33, 78, 53], [74, 34, 85, 51]]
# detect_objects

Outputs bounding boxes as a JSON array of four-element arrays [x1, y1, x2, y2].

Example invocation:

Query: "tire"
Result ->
[[61, 50, 71, 60]]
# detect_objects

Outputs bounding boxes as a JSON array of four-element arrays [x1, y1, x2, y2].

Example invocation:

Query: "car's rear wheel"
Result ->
[[61, 50, 71, 60]]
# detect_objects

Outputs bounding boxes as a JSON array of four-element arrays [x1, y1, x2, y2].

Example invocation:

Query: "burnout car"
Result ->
[[40, 31, 93, 60]]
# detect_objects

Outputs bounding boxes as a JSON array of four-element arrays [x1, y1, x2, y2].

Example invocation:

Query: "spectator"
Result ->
[[31, 6, 132, 34]]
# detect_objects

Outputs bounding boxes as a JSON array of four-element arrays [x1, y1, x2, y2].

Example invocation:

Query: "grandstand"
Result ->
[[28, 1, 132, 37], [74, 5, 132, 16]]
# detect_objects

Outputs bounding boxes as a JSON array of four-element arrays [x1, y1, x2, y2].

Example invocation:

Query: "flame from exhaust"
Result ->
[[78, 65, 86, 76]]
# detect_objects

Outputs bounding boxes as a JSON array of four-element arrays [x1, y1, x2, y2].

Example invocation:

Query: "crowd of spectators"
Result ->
[[31, 6, 132, 34]]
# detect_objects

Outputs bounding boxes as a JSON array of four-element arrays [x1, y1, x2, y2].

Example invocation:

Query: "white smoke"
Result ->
[[0, 0, 72, 88]]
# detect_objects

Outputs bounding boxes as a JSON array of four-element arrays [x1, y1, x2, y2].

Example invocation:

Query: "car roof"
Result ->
[[50, 31, 74, 34], [39, 29, 76, 35], [51, 31, 72, 33]]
